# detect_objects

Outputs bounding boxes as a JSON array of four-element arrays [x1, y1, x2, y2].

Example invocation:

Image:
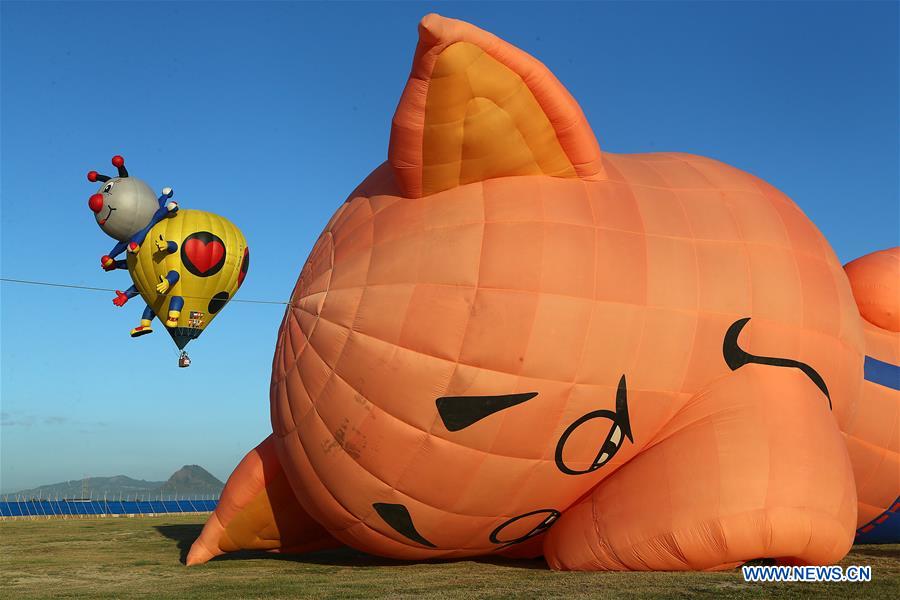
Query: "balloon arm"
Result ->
[[128, 205, 174, 249], [106, 240, 129, 260], [157, 188, 174, 206], [154, 236, 179, 254], [112, 286, 138, 307], [157, 189, 179, 216], [155, 270, 179, 294], [103, 203, 172, 260]]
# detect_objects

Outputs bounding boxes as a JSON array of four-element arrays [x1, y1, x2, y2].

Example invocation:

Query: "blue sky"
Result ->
[[1, 1, 897, 494]]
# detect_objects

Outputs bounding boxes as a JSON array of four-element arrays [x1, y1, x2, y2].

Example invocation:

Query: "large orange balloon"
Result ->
[[188, 14, 898, 570]]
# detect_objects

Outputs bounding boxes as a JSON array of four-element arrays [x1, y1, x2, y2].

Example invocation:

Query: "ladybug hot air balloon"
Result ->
[[185, 15, 898, 569], [86, 156, 249, 365]]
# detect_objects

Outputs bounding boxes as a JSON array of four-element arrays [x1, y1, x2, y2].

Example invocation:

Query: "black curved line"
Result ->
[[436, 392, 538, 432], [372, 502, 436, 548], [489, 509, 561, 547], [723, 317, 831, 409], [99, 205, 116, 225], [554, 375, 632, 476], [613, 375, 632, 443]]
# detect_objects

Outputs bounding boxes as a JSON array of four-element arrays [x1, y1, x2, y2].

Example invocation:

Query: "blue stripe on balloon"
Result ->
[[855, 497, 900, 544], [864, 356, 900, 391]]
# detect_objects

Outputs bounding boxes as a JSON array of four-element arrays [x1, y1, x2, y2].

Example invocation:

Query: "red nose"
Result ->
[[88, 193, 104, 213]]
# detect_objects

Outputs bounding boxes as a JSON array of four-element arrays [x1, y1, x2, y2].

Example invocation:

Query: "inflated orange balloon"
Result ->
[[188, 14, 899, 570]]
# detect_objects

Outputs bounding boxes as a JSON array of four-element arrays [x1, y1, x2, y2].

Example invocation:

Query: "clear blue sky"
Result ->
[[1, 1, 897, 494]]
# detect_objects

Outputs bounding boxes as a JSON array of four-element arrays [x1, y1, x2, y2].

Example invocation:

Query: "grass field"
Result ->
[[1, 515, 898, 599]]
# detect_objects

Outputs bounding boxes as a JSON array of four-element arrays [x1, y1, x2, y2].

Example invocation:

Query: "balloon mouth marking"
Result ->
[[98, 205, 115, 226], [372, 502, 436, 548]]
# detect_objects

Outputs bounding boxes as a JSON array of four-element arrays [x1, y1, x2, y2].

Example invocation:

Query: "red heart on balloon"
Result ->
[[182, 233, 226, 276]]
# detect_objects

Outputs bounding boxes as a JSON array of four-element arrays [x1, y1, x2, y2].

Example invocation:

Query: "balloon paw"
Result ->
[[130, 325, 153, 337], [156, 275, 170, 294]]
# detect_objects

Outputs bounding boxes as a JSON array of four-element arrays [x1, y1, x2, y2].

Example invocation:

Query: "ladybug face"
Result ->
[[89, 176, 158, 242]]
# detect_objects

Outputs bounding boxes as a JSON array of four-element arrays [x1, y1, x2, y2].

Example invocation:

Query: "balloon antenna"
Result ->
[[112, 155, 128, 178], [87, 170, 111, 183]]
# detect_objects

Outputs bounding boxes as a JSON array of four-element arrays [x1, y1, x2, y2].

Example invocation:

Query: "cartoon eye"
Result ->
[[103, 182, 114, 193], [554, 375, 633, 475]]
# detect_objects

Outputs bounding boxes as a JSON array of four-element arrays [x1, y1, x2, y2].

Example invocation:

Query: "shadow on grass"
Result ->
[[154, 524, 549, 570]]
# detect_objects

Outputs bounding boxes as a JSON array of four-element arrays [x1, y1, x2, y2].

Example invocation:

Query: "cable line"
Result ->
[[0, 277, 289, 305]]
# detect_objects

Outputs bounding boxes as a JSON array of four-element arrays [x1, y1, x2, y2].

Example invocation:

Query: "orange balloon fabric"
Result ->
[[842, 249, 899, 543], [190, 14, 899, 570]]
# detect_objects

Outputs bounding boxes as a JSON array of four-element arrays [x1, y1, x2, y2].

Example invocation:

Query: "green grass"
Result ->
[[1, 515, 897, 599]]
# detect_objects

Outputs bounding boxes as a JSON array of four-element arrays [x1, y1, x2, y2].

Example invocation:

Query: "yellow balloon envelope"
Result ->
[[127, 209, 249, 349]]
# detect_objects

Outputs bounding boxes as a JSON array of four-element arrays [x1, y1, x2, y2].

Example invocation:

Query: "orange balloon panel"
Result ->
[[842, 250, 899, 543], [190, 14, 897, 570]]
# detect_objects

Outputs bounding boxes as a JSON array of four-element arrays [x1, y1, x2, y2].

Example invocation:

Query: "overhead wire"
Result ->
[[0, 277, 290, 306]]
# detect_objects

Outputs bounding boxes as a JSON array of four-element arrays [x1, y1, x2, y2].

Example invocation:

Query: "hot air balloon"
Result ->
[[86, 156, 249, 365], [185, 14, 897, 570]]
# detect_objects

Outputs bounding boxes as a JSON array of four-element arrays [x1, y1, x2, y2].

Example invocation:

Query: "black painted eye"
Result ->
[[103, 183, 113, 193], [554, 375, 633, 475]]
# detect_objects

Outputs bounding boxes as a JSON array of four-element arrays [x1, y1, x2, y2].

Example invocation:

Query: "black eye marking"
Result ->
[[372, 502, 436, 548], [555, 375, 632, 475], [489, 509, 561, 548], [104, 183, 112, 193], [436, 392, 538, 432], [723, 317, 831, 409]]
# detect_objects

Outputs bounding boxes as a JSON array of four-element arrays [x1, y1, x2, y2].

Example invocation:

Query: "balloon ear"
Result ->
[[389, 14, 604, 198]]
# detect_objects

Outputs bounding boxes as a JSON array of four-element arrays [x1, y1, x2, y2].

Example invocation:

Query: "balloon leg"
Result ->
[[166, 296, 184, 327], [130, 305, 156, 338], [543, 365, 856, 571]]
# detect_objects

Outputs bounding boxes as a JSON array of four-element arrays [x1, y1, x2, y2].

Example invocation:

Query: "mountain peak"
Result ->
[[165, 465, 221, 486], [159, 465, 223, 495]]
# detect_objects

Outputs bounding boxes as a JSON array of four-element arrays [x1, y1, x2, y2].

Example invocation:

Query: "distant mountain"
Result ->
[[8, 465, 224, 500], [158, 465, 224, 496]]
